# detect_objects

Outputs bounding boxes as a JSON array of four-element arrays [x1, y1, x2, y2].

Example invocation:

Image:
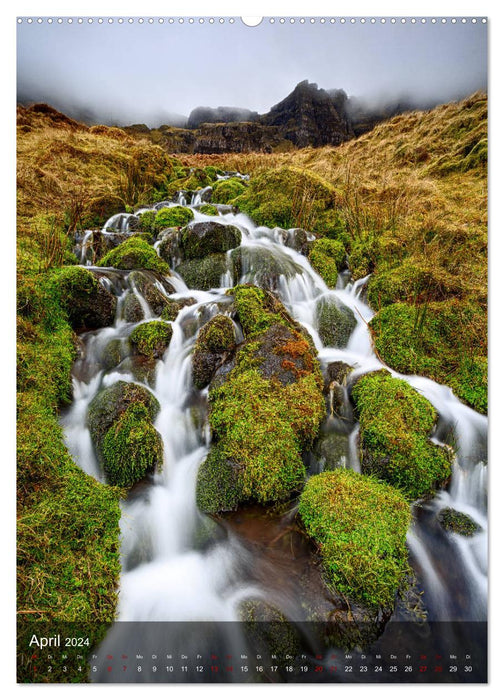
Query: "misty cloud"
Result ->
[[17, 18, 487, 127]]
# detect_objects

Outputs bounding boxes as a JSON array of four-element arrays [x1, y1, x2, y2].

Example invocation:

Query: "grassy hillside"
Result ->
[[183, 93, 487, 412], [16, 92, 487, 630], [16, 104, 178, 626]]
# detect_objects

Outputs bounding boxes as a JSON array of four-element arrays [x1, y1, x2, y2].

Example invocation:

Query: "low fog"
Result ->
[[17, 17, 487, 128]]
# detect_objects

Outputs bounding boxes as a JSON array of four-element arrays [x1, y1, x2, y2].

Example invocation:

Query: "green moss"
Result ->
[[352, 371, 452, 501], [160, 297, 197, 321], [176, 254, 228, 290], [209, 369, 308, 504], [370, 300, 487, 413], [196, 287, 325, 512], [198, 203, 219, 216], [234, 167, 344, 236], [165, 168, 213, 197], [179, 221, 241, 260], [438, 507, 482, 536], [211, 177, 247, 204], [87, 380, 160, 447], [366, 259, 460, 310], [17, 399, 122, 622], [316, 298, 356, 347], [153, 206, 194, 231], [97, 237, 170, 275], [232, 284, 286, 337], [48, 265, 116, 331], [101, 403, 164, 488], [130, 320, 173, 358], [309, 239, 346, 287], [195, 443, 244, 513], [298, 470, 411, 610]]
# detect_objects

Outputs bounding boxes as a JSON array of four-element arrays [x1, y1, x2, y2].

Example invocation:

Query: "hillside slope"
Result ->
[[183, 93, 488, 411]]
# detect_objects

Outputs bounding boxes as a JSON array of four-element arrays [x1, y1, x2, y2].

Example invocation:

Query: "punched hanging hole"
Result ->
[[241, 17, 263, 27]]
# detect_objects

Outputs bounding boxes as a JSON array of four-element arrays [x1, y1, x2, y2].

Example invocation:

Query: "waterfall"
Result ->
[[65, 180, 487, 676]]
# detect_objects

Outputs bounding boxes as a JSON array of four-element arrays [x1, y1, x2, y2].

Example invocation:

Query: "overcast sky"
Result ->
[[16, 17, 487, 126]]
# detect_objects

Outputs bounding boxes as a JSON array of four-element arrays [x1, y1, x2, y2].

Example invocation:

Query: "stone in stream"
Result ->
[[87, 380, 163, 488], [179, 221, 242, 260], [316, 298, 356, 347], [192, 314, 236, 390], [351, 369, 453, 501], [438, 507, 482, 536], [122, 291, 145, 322], [196, 285, 325, 514], [50, 265, 117, 332], [130, 320, 173, 359], [128, 270, 176, 316]]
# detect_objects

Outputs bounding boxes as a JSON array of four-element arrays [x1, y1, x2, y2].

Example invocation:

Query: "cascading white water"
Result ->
[[64, 179, 487, 656]]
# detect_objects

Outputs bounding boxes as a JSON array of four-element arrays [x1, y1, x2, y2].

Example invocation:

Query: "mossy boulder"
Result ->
[[369, 300, 487, 414], [192, 314, 236, 389], [198, 203, 219, 216], [240, 322, 320, 387], [298, 470, 411, 610], [102, 338, 128, 370], [179, 221, 241, 260], [352, 370, 452, 501], [309, 239, 346, 287], [176, 254, 228, 290], [196, 286, 325, 513], [101, 403, 164, 488], [50, 266, 117, 331], [87, 381, 162, 488], [232, 284, 292, 337], [97, 237, 171, 275], [316, 298, 356, 347], [210, 177, 247, 204], [438, 507, 482, 536], [87, 380, 160, 447], [234, 245, 304, 291], [139, 206, 194, 234], [130, 320, 173, 359], [195, 443, 244, 513], [234, 167, 344, 236], [121, 291, 145, 322], [165, 168, 214, 198]]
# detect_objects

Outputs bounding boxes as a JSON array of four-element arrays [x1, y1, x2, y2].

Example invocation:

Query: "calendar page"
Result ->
[[16, 14, 488, 684]]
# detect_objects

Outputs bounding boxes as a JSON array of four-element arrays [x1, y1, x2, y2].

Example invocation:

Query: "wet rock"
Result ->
[[249, 323, 317, 386], [122, 292, 145, 322], [87, 380, 160, 447], [438, 507, 482, 536], [316, 298, 356, 347], [130, 320, 173, 359], [50, 265, 117, 332], [179, 221, 241, 260], [233, 245, 304, 291], [102, 338, 129, 371], [313, 432, 350, 471], [325, 360, 353, 388], [128, 270, 175, 316], [176, 254, 228, 290], [192, 314, 236, 390]]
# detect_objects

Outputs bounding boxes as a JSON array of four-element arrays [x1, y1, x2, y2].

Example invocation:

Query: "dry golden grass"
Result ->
[[183, 93, 487, 303]]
